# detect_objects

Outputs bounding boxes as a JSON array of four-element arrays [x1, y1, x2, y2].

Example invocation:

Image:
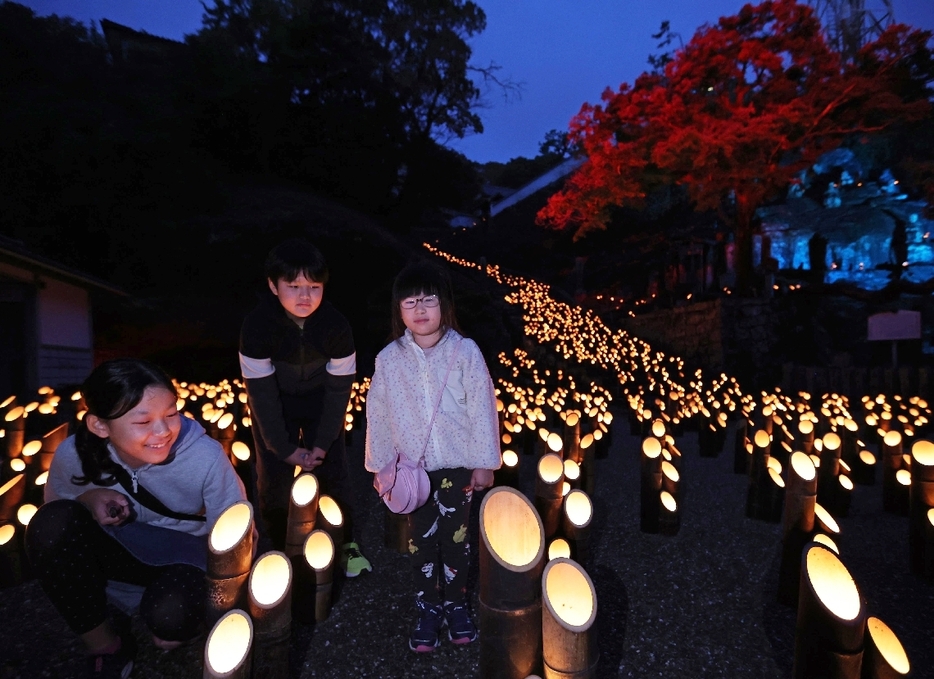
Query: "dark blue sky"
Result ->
[[19, 0, 934, 164]]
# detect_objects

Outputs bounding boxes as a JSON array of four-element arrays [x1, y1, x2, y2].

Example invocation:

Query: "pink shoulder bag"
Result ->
[[374, 339, 461, 514]]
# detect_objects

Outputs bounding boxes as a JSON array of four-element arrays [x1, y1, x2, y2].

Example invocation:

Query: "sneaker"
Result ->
[[409, 603, 444, 653], [341, 542, 372, 578], [444, 601, 478, 645], [86, 631, 137, 679]]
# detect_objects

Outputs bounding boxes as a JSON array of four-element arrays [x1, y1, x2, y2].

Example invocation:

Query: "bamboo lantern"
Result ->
[[479, 486, 546, 679], [595, 411, 612, 458], [562, 489, 592, 563], [799, 420, 815, 457], [841, 419, 859, 468], [661, 459, 681, 532], [563, 411, 581, 464], [764, 466, 786, 525], [862, 616, 910, 679], [496, 449, 520, 489], [640, 437, 663, 534], [579, 432, 597, 496], [207, 501, 255, 625], [778, 452, 818, 607], [746, 429, 772, 521], [909, 439, 934, 577], [536, 453, 565, 540], [548, 538, 571, 561], [733, 417, 749, 474], [853, 449, 877, 486], [383, 505, 410, 555], [3, 406, 25, 459], [39, 423, 68, 472], [0, 474, 25, 523], [230, 441, 252, 501], [285, 473, 318, 558], [315, 495, 344, 557], [291, 529, 335, 624], [563, 459, 581, 490], [813, 533, 839, 554], [882, 431, 906, 515], [541, 558, 599, 679], [792, 543, 866, 679], [658, 489, 679, 536], [818, 432, 843, 510], [204, 608, 253, 679], [247, 551, 291, 679], [814, 503, 841, 538], [216, 412, 236, 456], [0, 522, 19, 588]]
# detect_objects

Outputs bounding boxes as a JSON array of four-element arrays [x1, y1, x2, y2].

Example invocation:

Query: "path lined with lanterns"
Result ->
[[1, 245, 933, 677]]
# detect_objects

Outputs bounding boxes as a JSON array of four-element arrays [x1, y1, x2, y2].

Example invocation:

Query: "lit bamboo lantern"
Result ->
[[640, 437, 662, 534], [3, 406, 25, 459], [909, 439, 934, 577], [204, 608, 253, 679], [562, 459, 580, 490], [817, 432, 842, 511], [853, 449, 877, 486], [247, 551, 291, 679], [563, 411, 581, 464], [548, 538, 571, 561], [207, 501, 255, 625], [925, 508, 934, 580], [746, 429, 772, 521], [798, 420, 815, 457], [840, 419, 859, 467], [578, 431, 597, 496], [216, 412, 236, 456], [778, 452, 817, 607], [541, 558, 598, 679], [315, 495, 344, 557], [562, 489, 592, 563], [764, 466, 786, 525], [39, 422, 68, 472], [792, 543, 866, 679], [479, 486, 546, 679], [881, 431, 906, 515], [496, 449, 520, 489], [536, 453, 565, 540], [0, 522, 19, 588], [862, 616, 910, 679], [292, 529, 335, 624], [285, 474, 318, 558], [230, 441, 252, 499], [0, 474, 25, 523]]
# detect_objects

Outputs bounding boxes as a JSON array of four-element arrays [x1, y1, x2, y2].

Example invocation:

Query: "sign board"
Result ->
[[867, 310, 921, 342]]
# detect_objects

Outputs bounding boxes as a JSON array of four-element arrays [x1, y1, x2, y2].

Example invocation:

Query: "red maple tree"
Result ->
[[536, 0, 932, 292]]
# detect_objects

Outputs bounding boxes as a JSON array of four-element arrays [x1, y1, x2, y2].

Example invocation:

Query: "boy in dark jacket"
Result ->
[[239, 238, 371, 576]]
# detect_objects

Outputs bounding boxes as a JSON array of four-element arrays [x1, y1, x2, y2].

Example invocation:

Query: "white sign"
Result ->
[[867, 310, 921, 342]]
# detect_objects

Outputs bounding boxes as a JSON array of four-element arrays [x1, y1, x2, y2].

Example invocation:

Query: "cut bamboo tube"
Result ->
[[204, 608, 253, 679], [541, 558, 598, 679], [285, 473, 318, 558], [207, 501, 254, 625]]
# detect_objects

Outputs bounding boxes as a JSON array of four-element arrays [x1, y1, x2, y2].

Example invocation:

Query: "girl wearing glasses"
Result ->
[[365, 260, 501, 653]]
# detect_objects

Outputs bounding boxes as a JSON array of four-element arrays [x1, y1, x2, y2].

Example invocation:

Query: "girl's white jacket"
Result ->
[[365, 328, 501, 474]]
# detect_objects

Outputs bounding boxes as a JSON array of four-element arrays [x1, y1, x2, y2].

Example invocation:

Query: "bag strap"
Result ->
[[418, 338, 462, 462], [110, 464, 207, 523]]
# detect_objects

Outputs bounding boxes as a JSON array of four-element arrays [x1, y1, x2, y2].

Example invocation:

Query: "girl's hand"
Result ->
[[77, 488, 131, 526], [285, 447, 326, 472], [470, 468, 494, 492]]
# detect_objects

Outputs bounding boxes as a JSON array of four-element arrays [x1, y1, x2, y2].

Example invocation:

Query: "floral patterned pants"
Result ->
[[407, 467, 473, 608]]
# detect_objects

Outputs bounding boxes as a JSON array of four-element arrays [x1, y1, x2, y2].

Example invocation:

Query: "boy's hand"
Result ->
[[470, 468, 494, 492], [286, 447, 326, 471], [77, 488, 131, 526]]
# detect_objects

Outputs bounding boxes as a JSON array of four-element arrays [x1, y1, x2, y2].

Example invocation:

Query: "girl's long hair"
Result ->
[[72, 358, 177, 485], [390, 260, 461, 342]]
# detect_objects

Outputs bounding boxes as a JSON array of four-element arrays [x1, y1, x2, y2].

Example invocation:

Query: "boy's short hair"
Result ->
[[265, 238, 329, 284]]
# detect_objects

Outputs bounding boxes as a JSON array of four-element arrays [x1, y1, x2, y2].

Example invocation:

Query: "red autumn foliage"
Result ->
[[536, 0, 932, 291]]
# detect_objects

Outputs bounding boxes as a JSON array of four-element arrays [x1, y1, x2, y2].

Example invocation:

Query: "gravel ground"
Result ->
[[2, 415, 933, 679]]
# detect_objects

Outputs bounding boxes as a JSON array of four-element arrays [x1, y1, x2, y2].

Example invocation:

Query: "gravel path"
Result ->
[[2, 416, 932, 679]]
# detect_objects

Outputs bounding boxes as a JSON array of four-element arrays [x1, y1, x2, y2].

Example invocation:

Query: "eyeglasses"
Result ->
[[400, 295, 440, 309]]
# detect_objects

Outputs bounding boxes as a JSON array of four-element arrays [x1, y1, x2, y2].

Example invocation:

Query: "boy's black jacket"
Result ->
[[239, 292, 355, 460]]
